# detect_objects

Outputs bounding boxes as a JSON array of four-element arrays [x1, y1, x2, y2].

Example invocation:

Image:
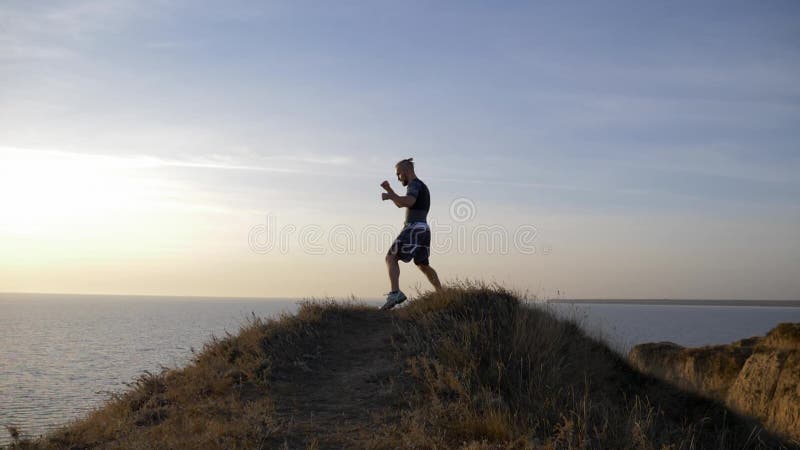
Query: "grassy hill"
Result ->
[[9, 285, 799, 449]]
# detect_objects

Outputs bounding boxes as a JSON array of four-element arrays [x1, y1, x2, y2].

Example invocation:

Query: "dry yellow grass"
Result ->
[[8, 284, 799, 449]]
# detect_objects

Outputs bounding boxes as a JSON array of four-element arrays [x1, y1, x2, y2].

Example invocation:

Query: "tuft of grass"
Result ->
[[763, 323, 800, 350], [4, 426, 21, 446]]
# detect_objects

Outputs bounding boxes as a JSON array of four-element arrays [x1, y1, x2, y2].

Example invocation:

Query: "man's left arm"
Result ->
[[381, 181, 417, 208]]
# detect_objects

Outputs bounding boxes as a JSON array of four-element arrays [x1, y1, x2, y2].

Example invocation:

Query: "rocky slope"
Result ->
[[629, 323, 800, 441]]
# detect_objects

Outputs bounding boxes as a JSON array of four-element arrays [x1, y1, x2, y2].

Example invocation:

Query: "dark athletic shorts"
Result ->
[[387, 222, 431, 266]]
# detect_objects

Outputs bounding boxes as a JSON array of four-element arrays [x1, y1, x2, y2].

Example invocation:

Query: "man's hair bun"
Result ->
[[396, 158, 415, 169]]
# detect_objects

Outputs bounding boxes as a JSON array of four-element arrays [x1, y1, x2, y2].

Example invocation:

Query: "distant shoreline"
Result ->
[[547, 299, 800, 307]]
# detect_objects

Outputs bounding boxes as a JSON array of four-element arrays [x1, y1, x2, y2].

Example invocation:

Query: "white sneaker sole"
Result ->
[[380, 295, 407, 311]]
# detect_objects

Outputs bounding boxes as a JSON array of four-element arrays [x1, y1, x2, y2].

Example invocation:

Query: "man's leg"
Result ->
[[418, 264, 442, 291], [386, 253, 400, 292]]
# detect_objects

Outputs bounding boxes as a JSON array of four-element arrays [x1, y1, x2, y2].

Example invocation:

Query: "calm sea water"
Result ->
[[0, 294, 301, 445], [2, 294, 800, 445]]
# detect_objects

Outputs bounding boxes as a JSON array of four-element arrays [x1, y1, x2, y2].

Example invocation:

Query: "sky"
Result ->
[[1, 1, 799, 299]]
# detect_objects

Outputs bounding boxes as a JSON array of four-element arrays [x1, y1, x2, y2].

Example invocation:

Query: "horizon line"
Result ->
[[2, 291, 799, 304]]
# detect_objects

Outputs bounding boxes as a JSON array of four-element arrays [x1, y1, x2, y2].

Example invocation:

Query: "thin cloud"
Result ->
[[0, 40, 75, 60], [145, 41, 192, 50], [0, 146, 360, 178], [435, 176, 590, 192], [0, 0, 154, 61]]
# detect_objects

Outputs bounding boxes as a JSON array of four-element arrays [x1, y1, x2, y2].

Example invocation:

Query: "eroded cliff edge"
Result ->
[[629, 323, 800, 441]]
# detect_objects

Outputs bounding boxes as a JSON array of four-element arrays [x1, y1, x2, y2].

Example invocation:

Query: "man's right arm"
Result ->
[[384, 191, 416, 208]]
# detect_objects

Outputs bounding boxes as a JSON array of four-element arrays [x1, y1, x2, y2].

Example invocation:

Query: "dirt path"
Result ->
[[268, 309, 406, 448]]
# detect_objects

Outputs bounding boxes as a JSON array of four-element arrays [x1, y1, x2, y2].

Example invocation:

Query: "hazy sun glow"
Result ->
[[0, 148, 159, 235]]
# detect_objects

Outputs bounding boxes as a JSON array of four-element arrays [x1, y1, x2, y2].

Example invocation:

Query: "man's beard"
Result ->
[[401, 179, 408, 186]]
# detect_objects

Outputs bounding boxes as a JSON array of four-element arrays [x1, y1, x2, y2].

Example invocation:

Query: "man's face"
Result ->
[[396, 167, 408, 186]]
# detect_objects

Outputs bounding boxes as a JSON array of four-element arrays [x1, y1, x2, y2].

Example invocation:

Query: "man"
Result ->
[[380, 157, 442, 310]]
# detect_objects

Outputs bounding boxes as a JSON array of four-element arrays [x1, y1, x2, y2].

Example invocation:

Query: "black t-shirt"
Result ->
[[405, 178, 430, 223]]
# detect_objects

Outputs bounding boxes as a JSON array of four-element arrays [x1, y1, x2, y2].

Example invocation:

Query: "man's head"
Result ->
[[395, 158, 415, 186]]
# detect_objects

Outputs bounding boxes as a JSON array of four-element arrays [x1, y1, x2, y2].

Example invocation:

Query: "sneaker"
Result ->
[[380, 290, 407, 311]]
